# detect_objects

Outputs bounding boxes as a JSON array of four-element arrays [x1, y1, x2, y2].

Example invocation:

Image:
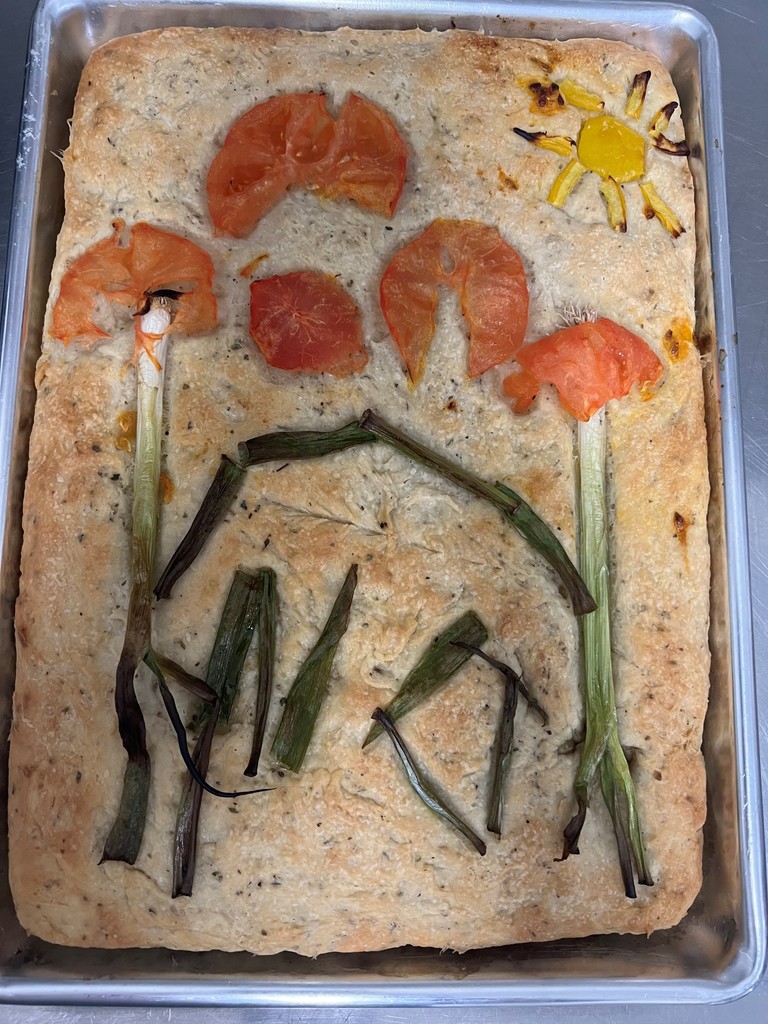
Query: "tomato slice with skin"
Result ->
[[249, 271, 367, 377], [312, 93, 407, 216], [52, 220, 217, 359], [380, 219, 529, 383], [207, 92, 407, 238], [503, 317, 663, 421]]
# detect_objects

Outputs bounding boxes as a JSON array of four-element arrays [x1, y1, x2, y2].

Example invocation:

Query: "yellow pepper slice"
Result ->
[[639, 181, 685, 237], [625, 70, 651, 119], [558, 77, 605, 111], [577, 115, 645, 183], [598, 177, 627, 232], [547, 159, 588, 206]]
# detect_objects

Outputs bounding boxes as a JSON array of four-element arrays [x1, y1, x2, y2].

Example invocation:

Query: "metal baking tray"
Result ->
[[0, 0, 764, 1007]]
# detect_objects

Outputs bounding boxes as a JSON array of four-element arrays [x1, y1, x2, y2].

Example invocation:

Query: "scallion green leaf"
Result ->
[[371, 708, 486, 856], [271, 564, 358, 773], [363, 611, 488, 748], [244, 568, 278, 777], [451, 642, 548, 837], [154, 454, 247, 600]]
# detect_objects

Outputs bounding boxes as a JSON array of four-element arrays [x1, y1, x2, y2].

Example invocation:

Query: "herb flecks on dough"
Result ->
[[271, 564, 358, 774], [363, 611, 489, 748], [158, 414, 593, 615], [173, 569, 271, 898], [50, 220, 218, 864], [505, 308, 659, 896], [359, 410, 596, 616], [155, 422, 375, 599], [371, 708, 487, 857], [453, 642, 548, 837], [513, 71, 688, 236]]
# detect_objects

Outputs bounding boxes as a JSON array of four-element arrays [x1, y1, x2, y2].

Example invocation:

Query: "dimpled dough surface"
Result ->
[[10, 28, 708, 954]]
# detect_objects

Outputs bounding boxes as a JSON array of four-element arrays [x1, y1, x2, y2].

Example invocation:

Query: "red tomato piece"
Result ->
[[502, 367, 540, 414], [313, 93, 407, 216], [379, 219, 529, 383], [503, 317, 663, 421], [207, 92, 407, 238], [52, 220, 217, 358], [207, 94, 335, 238], [249, 271, 367, 377]]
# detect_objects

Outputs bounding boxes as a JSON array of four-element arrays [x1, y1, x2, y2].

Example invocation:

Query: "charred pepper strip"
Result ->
[[363, 611, 488, 748], [371, 708, 486, 856], [272, 564, 358, 773]]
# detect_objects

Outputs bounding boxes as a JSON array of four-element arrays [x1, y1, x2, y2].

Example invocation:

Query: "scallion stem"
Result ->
[[560, 409, 652, 896], [102, 301, 172, 865]]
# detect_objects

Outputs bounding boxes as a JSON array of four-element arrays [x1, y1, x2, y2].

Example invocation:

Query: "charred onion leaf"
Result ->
[[358, 410, 595, 616], [154, 453, 247, 600], [272, 564, 358, 773], [173, 568, 271, 897], [148, 651, 217, 704], [452, 642, 549, 725], [452, 641, 548, 836], [371, 708, 486, 856], [557, 409, 652, 897], [244, 568, 278, 777], [155, 422, 375, 598], [173, 708, 218, 898], [363, 611, 488, 748], [144, 648, 266, 800]]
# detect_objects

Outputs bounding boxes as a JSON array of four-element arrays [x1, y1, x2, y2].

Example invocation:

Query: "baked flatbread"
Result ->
[[10, 27, 709, 955]]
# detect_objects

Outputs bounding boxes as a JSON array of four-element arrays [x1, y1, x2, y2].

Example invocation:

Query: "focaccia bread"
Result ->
[[10, 27, 709, 955]]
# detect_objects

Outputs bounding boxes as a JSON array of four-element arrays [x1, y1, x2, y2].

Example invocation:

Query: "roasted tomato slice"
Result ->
[[52, 220, 217, 353], [207, 92, 407, 238], [503, 317, 663, 421], [313, 93, 407, 216], [207, 94, 335, 238], [379, 219, 529, 383], [249, 270, 367, 377]]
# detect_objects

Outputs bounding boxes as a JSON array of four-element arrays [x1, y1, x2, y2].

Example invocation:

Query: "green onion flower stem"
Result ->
[[101, 300, 172, 865], [561, 408, 652, 897]]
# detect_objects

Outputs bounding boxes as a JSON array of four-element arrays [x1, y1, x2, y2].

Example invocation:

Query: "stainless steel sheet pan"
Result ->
[[0, 0, 764, 1007]]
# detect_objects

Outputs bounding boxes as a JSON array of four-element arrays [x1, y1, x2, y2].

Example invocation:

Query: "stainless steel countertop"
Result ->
[[0, 0, 765, 1019]]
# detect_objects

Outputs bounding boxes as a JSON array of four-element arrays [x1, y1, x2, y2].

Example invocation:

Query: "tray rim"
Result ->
[[0, 0, 764, 1007]]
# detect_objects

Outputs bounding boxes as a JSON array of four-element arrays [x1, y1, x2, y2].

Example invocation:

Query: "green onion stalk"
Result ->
[[102, 297, 174, 865], [562, 404, 652, 897]]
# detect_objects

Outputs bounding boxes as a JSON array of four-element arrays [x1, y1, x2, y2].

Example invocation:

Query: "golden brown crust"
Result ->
[[10, 27, 707, 954]]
